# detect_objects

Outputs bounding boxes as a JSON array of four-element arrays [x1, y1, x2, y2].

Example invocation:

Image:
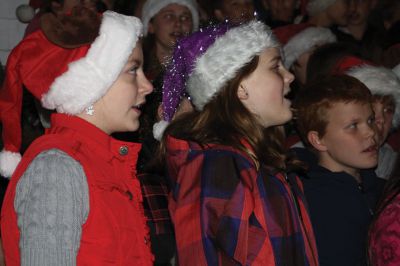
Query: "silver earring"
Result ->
[[85, 105, 94, 116]]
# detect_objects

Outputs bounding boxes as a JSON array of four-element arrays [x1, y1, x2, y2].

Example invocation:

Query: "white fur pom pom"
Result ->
[[153, 120, 170, 141], [0, 150, 22, 178], [16, 4, 35, 23]]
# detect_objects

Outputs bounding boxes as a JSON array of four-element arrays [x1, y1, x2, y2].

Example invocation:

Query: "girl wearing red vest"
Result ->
[[0, 8, 154, 265]]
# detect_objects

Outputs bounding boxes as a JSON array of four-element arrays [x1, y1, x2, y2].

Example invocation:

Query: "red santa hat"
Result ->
[[283, 26, 336, 69], [332, 55, 373, 74], [273, 23, 312, 45], [0, 9, 143, 178], [274, 24, 336, 69]]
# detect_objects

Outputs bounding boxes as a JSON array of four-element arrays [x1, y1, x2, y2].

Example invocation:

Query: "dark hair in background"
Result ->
[[41, 0, 63, 12], [210, 0, 225, 10], [369, 0, 400, 32], [306, 42, 361, 84], [139, 76, 163, 142], [385, 20, 400, 49], [41, 0, 109, 13], [112, 0, 138, 15]]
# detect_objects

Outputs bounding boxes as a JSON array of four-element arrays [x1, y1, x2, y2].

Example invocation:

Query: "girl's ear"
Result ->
[[307, 131, 327, 151], [237, 84, 249, 100]]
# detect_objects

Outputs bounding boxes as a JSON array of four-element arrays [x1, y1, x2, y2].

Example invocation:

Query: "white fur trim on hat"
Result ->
[[393, 64, 400, 79], [0, 150, 22, 178], [283, 27, 336, 69], [42, 11, 143, 115], [187, 21, 279, 110], [307, 0, 337, 16], [142, 0, 199, 35], [347, 65, 400, 128], [153, 120, 170, 140]]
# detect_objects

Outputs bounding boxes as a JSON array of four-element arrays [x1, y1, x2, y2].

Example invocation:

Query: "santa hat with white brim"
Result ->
[[283, 27, 336, 69], [347, 65, 400, 128], [0, 11, 143, 178], [141, 0, 199, 36], [188, 21, 280, 110], [393, 64, 400, 78]]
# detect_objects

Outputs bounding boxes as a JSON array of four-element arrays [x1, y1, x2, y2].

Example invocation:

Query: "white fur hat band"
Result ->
[[42, 11, 143, 114], [347, 65, 400, 128], [141, 0, 199, 35], [284, 27, 336, 69], [307, 0, 337, 16], [188, 21, 280, 110]]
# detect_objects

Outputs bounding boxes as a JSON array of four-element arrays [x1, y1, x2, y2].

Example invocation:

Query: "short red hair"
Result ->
[[295, 75, 372, 147]]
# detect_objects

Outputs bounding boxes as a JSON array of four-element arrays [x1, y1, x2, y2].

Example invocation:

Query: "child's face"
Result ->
[[325, 0, 349, 26], [89, 43, 153, 134], [149, 4, 193, 52], [317, 101, 377, 176], [348, 0, 374, 27], [262, 0, 297, 22], [372, 99, 395, 145], [239, 47, 294, 128]]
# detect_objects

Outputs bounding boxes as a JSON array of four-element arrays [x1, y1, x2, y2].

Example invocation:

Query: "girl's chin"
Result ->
[[260, 114, 293, 128], [281, 109, 293, 124]]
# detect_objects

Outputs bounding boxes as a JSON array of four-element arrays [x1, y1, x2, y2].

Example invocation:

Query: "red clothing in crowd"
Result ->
[[165, 135, 319, 265], [369, 192, 400, 266], [1, 114, 153, 265]]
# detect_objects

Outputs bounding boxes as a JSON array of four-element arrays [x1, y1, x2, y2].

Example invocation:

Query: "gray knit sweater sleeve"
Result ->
[[14, 149, 89, 266]]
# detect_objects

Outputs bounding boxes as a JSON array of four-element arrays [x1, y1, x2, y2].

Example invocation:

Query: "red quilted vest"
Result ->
[[1, 114, 153, 265]]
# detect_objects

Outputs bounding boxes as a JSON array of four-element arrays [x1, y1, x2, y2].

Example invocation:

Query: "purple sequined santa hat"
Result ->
[[153, 21, 279, 139], [153, 23, 231, 139], [163, 23, 231, 122]]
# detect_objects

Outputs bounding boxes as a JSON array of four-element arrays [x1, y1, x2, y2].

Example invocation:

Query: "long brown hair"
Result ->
[[159, 55, 298, 172]]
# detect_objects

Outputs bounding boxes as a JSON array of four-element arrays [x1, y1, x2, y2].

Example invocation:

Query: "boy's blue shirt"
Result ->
[[300, 164, 380, 266]]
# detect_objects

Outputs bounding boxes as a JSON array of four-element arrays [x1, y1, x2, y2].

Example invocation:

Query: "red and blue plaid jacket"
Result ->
[[165, 136, 319, 266]]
